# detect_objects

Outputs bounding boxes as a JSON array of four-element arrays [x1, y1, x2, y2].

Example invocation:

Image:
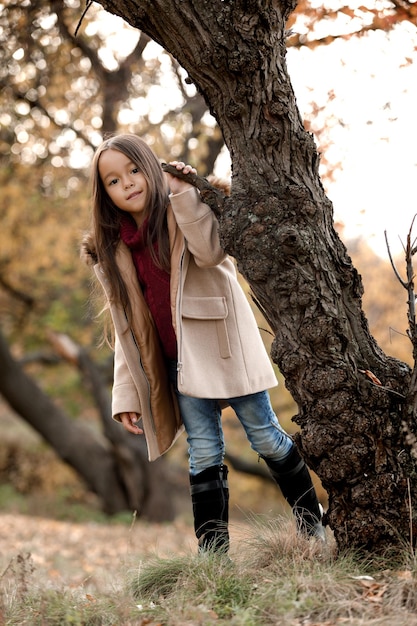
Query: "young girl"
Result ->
[[82, 133, 325, 551]]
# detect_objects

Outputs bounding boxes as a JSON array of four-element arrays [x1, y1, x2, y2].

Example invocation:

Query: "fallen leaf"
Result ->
[[359, 369, 382, 385], [85, 593, 96, 602], [395, 570, 413, 580]]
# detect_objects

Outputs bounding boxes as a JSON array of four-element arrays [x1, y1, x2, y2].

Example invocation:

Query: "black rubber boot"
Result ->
[[264, 447, 325, 541], [189, 464, 230, 553]]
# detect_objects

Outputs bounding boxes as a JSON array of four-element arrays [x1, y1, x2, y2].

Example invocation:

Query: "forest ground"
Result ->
[[0, 511, 201, 592]]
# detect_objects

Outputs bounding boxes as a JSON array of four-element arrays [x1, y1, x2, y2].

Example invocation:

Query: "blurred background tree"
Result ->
[[0, 0, 414, 521]]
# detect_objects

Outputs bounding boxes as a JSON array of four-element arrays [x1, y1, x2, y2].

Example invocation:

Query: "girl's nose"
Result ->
[[124, 180, 134, 189]]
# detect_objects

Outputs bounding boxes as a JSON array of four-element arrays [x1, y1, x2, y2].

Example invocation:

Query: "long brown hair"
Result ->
[[89, 134, 171, 321]]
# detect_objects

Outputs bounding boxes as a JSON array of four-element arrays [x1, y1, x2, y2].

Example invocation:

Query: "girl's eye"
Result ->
[[131, 167, 140, 174], [109, 178, 118, 186]]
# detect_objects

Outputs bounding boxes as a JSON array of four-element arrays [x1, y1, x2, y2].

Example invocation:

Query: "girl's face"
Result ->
[[98, 148, 149, 227]]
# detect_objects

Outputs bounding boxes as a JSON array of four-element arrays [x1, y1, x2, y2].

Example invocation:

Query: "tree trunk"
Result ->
[[93, 0, 416, 553], [0, 329, 175, 520]]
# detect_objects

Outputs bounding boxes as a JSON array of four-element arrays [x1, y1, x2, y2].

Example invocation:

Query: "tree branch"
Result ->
[[161, 164, 227, 217], [384, 230, 407, 288]]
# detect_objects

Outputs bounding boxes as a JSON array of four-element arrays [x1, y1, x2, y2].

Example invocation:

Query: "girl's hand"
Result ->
[[119, 412, 143, 435], [166, 161, 197, 195]]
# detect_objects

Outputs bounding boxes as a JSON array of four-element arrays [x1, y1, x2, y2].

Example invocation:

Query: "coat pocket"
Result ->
[[181, 296, 231, 358]]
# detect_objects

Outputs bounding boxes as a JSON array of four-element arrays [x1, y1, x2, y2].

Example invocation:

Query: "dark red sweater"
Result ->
[[120, 216, 177, 360]]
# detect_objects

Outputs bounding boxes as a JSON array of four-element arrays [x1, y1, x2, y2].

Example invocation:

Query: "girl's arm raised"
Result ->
[[169, 185, 227, 267], [164, 160, 228, 267]]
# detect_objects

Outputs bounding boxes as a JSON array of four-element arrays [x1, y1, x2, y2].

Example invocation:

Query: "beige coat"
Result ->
[[93, 187, 277, 461]]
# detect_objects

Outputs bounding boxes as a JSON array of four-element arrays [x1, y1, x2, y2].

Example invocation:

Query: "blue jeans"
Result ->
[[167, 360, 294, 475]]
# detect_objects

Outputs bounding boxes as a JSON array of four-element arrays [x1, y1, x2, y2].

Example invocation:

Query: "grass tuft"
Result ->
[[130, 554, 190, 599]]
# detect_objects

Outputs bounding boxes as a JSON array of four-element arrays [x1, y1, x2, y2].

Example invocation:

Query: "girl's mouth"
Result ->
[[127, 191, 141, 200]]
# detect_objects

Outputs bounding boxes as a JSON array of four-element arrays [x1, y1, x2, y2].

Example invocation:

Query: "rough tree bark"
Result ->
[[91, 0, 416, 553]]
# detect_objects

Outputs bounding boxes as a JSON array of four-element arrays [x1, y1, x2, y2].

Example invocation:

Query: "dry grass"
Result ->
[[3, 513, 417, 625], [127, 517, 417, 626]]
